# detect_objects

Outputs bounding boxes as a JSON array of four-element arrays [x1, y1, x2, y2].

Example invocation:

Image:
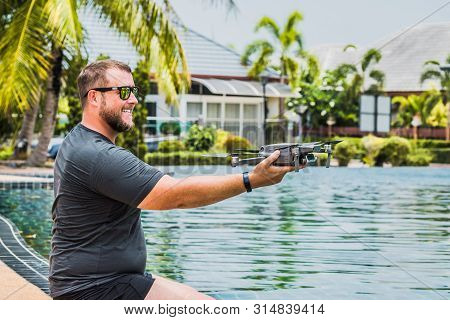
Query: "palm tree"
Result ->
[[1, 0, 192, 166], [241, 11, 304, 87], [392, 90, 441, 139], [420, 54, 450, 140]]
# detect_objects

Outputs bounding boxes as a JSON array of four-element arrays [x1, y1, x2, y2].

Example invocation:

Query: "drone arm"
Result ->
[[238, 157, 266, 166]]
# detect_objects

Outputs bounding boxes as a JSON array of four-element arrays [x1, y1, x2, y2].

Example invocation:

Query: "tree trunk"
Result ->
[[12, 94, 40, 159], [27, 46, 63, 167]]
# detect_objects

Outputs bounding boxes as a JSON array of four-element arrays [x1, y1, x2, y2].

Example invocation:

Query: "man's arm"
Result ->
[[138, 150, 294, 210]]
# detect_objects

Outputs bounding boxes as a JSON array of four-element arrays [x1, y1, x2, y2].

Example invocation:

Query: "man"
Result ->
[[49, 59, 294, 300]]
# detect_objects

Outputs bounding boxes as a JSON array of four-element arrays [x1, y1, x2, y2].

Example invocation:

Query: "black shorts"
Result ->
[[53, 272, 155, 300]]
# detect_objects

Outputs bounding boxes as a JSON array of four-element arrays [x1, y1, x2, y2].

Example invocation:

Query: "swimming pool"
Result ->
[[0, 166, 449, 299]]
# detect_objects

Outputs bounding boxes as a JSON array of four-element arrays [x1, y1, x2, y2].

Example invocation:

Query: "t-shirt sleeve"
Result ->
[[90, 146, 164, 207]]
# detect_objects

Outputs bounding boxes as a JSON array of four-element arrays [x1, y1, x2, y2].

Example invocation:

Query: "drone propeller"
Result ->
[[202, 152, 257, 158], [321, 140, 343, 145]]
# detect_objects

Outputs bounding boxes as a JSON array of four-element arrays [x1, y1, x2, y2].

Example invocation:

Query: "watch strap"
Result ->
[[242, 172, 252, 193]]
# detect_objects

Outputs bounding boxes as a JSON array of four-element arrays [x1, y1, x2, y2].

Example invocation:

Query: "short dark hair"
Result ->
[[77, 59, 132, 108]]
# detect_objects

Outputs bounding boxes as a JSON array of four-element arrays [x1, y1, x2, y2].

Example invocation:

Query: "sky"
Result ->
[[169, 0, 450, 53]]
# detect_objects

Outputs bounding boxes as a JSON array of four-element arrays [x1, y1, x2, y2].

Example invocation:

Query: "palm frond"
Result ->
[[241, 40, 273, 66], [343, 44, 357, 52], [43, 0, 82, 49], [247, 45, 274, 79], [369, 69, 385, 86], [0, 0, 50, 113], [423, 60, 440, 67], [361, 48, 382, 72], [93, 0, 190, 105], [203, 0, 239, 13], [282, 56, 299, 88], [420, 69, 442, 84], [255, 16, 280, 39], [283, 10, 303, 35], [446, 54, 450, 64]]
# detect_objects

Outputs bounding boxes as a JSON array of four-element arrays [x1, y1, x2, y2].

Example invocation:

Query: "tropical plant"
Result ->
[[157, 140, 185, 153], [376, 136, 411, 166], [241, 10, 304, 87], [0, 0, 192, 166], [392, 90, 441, 128], [184, 124, 216, 152], [361, 134, 384, 166], [420, 54, 450, 140], [333, 140, 357, 166], [224, 135, 252, 153]]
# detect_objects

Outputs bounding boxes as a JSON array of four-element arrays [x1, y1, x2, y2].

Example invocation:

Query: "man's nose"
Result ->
[[128, 92, 139, 104]]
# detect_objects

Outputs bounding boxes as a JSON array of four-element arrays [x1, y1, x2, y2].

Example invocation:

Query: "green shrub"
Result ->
[[333, 140, 358, 166], [184, 124, 216, 151], [429, 148, 450, 163], [224, 135, 252, 153], [415, 139, 450, 149], [157, 140, 185, 153], [406, 148, 432, 166], [160, 121, 181, 135], [361, 135, 384, 166], [376, 136, 411, 166], [211, 129, 230, 152], [314, 153, 329, 167], [0, 145, 13, 160], [144, 151, 228, 165]]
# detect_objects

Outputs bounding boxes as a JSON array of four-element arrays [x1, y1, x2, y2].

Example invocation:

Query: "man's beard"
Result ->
[[99, 99, 133, 132]]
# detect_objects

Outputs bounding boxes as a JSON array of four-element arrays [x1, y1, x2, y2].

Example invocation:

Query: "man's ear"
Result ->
[[87, 90, 99, 106]]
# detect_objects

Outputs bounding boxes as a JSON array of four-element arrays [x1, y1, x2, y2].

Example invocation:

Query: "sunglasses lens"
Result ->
[[120, 87, 131, 100], [132, 87, 139, 97]]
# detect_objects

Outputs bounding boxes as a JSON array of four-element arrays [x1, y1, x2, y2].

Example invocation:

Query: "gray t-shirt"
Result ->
[[49, 124, 164, 297]]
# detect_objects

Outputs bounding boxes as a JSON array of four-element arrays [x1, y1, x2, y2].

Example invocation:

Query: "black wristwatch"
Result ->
[[242, 172, 252, 193]]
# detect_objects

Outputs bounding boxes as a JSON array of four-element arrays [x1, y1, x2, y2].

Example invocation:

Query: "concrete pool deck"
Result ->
[[0, 260, 50, 300]]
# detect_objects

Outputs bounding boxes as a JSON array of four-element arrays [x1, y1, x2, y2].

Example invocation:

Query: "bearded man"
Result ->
[[49, 60, 293, 300]]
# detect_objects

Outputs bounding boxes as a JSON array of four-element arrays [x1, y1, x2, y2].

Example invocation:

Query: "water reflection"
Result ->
[[0, 167, 448, 299]]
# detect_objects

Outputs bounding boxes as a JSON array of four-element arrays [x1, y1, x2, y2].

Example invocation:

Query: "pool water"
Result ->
[[0, 167, 449, 299]]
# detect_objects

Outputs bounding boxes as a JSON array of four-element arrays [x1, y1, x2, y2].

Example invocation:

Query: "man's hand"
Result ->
[[249, 150, 296, 189]]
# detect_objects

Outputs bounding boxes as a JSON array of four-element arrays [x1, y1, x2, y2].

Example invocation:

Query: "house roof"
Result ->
[[309, 22, 450, 93], [80, 9, 278, 79], [192, 77, 298, 98]]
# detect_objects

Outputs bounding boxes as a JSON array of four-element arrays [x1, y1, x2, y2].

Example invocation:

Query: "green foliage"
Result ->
[[184, 124, 216, 151], [415, 139, 450, 148], [0, 145, 13, 160], [406, 148, 432, 166], [211, 129, 230, 152], [392, 90, 442, 128], [116, 59, 150, 160], [160, 121, 181, 135], [242, 10, 304, 87], [315, 153, 329, 167], [224, 135, 252, 153], [361, 135, 384, 166], [144, 151, 227, 166], [376, 136, 411, 166], [333, 140, 357, 166], [157, 140, 185, 153], [61, 53, 88, 133], [429, 148, 450, 164]]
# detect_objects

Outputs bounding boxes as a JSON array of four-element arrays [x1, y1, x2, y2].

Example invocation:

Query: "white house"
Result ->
[[81, 10, 296, 145]]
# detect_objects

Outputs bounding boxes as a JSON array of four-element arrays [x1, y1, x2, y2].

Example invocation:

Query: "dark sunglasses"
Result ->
[[84, 86, 140, 100]]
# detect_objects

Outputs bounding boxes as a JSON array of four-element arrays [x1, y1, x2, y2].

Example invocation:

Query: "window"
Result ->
[[187, 102, 202, 119], [207, 103, 221, 119], [244, 104, 258, 120], [225, 103, 239, 119]]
